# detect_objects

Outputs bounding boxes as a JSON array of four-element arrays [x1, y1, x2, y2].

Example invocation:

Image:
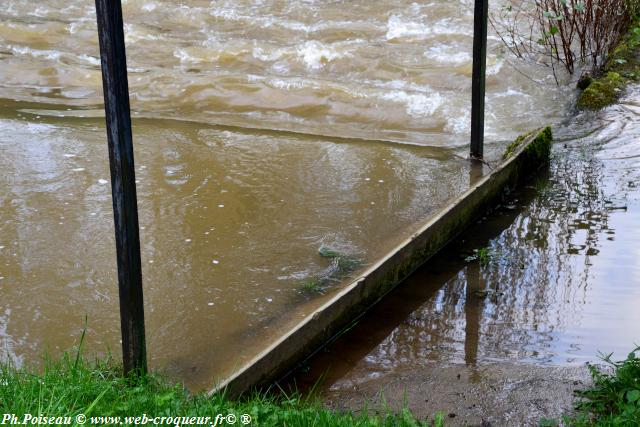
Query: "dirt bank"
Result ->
[[324, 362, 591, 426]]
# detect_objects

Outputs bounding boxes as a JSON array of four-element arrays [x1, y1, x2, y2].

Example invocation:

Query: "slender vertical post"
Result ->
[[95, 0, 147, 376], [470, 0, 489, 159]]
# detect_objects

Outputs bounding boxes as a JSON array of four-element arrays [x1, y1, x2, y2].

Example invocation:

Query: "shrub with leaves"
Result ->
[[491, 0, 640, 79], [568, 347, 640, 425]]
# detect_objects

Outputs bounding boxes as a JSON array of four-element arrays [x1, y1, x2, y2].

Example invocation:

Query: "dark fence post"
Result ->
[[470, 0, 489, 159], [95, 0, 147, 376]]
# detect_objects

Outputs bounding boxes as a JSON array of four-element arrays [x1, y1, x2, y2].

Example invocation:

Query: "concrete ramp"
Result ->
[[214, 127, 553, 397]]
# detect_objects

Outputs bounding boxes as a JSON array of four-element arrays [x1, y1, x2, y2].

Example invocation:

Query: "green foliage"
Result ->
[[566, 347, 640, 425], [432, 412, 445, 427], [464, 247, 494, 267], [503, 127, 553, 163], [539, 417, 560, 426], [577, 20, 640, 109], [0, 353, 440, 426], [503, 132, 533, 160], [301, 279, 322, 294], [494, 0, 638, 77]]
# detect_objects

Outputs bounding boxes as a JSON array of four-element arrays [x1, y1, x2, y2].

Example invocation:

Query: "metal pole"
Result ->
[[470, 0, 489, 159], [94, 0, 147, 376]]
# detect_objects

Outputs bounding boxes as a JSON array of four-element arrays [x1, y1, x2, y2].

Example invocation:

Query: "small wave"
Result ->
[[252, 46, 288, 63], [296, 41, 343, 70], [424, 46, 471, 65], [380, 90, 444, 118], [444, 111, 470, 134], [8, 45, 62, 61], [492, 88, 528, 98], [387, 15, 472, 41], [141, 2, 157, 12], [77, 54, 101, 67], [386, 15, 430, 40]]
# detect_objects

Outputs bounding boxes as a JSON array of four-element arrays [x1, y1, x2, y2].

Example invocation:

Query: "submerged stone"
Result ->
[[577, 72, 626, 110]]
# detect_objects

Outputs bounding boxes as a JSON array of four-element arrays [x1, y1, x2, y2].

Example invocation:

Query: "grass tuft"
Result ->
[[565, 347, 640, 426], [0, 351, 440, 426]]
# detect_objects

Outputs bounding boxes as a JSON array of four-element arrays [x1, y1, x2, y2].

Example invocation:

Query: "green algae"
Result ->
[[299, 247, 362, 294], [577, 72, 626, 110], [577, 22, 640, 110], [503, 126, 553, 161]]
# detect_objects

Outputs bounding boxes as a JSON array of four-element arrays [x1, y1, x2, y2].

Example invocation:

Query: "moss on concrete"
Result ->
[[503, 126, 552, 161], [605, 25, 640, 78], [577, 21, 640, 110]]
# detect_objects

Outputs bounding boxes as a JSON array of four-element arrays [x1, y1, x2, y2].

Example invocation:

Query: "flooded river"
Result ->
[[1, 1, 579, 389]]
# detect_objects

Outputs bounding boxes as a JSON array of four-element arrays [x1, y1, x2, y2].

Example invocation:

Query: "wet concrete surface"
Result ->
[[285, 89, 640, 425], [323, 363, 591, 427]]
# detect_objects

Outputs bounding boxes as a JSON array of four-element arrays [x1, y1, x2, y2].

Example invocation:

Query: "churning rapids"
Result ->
[[1, 0, 581, 389]]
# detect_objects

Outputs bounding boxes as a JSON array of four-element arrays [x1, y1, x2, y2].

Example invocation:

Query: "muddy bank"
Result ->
[[324, 362, 591, 426]]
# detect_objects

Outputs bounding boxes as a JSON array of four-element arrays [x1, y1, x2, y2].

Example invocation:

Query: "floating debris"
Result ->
[[318, 246, 341, 258], [473, 289, 504, 298], [300, 246, 363, 295]]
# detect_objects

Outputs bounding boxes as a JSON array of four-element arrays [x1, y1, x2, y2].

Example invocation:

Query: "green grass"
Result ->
[[565, 347, 640, 426], [0, 351, 439, 426], [301, 278, 322, 294], [463, 246, 497, 267]]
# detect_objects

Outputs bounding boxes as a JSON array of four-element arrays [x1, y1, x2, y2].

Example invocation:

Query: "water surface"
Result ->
[[0, 0, 576, 389], [290, 89, 640, 395]]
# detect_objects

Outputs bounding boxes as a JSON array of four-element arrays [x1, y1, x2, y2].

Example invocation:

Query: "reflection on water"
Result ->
[[1, 0, 581, 390], [291, 88, 640, 392]]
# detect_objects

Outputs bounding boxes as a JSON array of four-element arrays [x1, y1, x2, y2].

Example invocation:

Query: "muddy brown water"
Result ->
[[0, 0, 620, 394]]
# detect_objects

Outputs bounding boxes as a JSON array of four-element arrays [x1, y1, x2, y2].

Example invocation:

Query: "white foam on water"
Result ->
[[77, 54, 101, 66], [67, 21, 84, 34], [380, 90, 444, 117], [386, 15, 430, 40], [123, 23, 161, 43], [174, 49, 199, 64], [252, 46, 287, 63], [493, 88, 529, 98], [487, 58, 505, 75], [9, 45, 62, 62], [424, 46, 471, 65], [141, 2, 157, 12], [444, 108, 470, 134], [296, 41, 343, 70], [267, 78, 313, 91]]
